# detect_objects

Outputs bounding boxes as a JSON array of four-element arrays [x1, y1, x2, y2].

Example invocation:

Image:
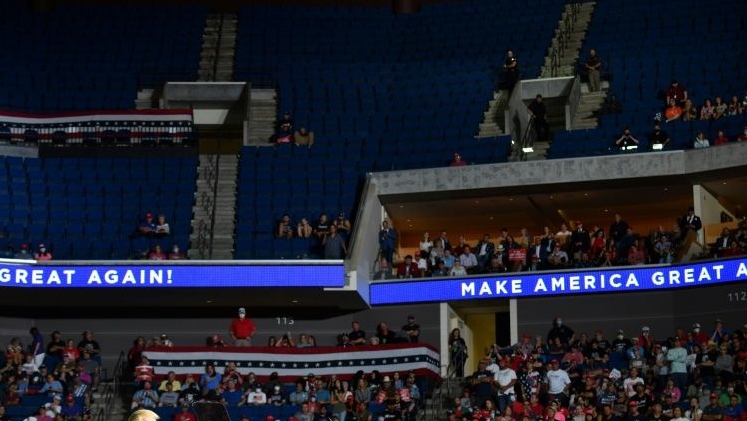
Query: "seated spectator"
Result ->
[[293, 126, 315, 147], [694, 131, 710, 149], [138, 213, 158, 237], [274, 112, 294, 143], [376, 322, 398, 345], [442, 249, 456, 269], [665, 80, 688, 107], [34, 244, 52, 261], [148, 245, 167, 260], [158, 371, 182, 393], [14, 243, 34, 260], [313, 213, 331, 243], [431, 259, 449, 276], [547, 244, 569, 268], [174, 404, 197, 421], [277, 213, 294, 239], [178, 376, 201, 406], [713, 96, 727, 120], [648, 124, 671, 150], [78, 351, 100, 390], [727, 96, 743, 116], [700, 99, 715, 120], [459, 246, 478, 273], [682, 99, 698, 121], [155, 215, 170, 236], [60, 394, 82, 419], [664, 99, 683, 122], [158, 383, 179, 408], [397, 255, 420, 279], [654, 235, 673, 263], [167, 244, 187, 260], [200, 364, 222, 391], [615, 128, 639, 151], [297, 217, 313, 238], [288, 382, 308, 405], [222, 380, 243, 407], [449, 259, 467, 276], [738, 126, 747, 142], [450, 152, 467, 167], [266, 385, 285, 406], [131, 381, 159, 409], [39, 374, 63, 396], [373, 258, 394, 280], [627, 242, 645, 265], [713, 129, 730, 145]]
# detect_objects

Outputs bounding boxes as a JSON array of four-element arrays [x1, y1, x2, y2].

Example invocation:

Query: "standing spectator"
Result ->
[[679, 207, 702, 236], [378, 220, 398, 266], [667, 337, 689, 392], [545, 359, 572, 407], [419, 232, 433, 259], [323, 225, 347, 259], [547, 317, 575, 345], [34, 244, 52, 261], [401, 315, 420, 343], [527, 94, 550, 142], [449, 328, 468, 378], [475, 234, 495, 273], [666, 80, 688, 107], [29, 327, 45, 368], [502, 50, 519, 91], [229, 307, 256, 347], [44, 331, 64, 372], [585, 49, 602, 92], [492, 357, 517, 413]]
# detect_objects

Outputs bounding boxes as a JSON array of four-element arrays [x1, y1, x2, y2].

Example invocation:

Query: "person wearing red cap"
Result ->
[[702, 393, 723, 421], [545, 359, 571, 407], [14, 243, 34, 260], [138, 213, 158, 237], [229, 308, 256, 347], [449, 152, 467, 167], [737, 126, 747, 142]]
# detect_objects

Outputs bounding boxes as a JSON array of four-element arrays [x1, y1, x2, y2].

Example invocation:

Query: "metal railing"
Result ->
[[95, 351, 125, 421]]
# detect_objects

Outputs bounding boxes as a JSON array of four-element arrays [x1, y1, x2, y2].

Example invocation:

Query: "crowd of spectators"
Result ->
[[275, 212, 352, 259], [131, 213, 186, 261], [376, 208, 742, 279], [0, 329, 102, 421], [447, 317, 747, 421], [124, 315, 427, 421]]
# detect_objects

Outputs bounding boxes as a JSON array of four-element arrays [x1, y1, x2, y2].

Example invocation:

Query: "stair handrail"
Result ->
[[211, 14, 225, 82], [519, 115, 537, 161], [207, 153, 222, 259]]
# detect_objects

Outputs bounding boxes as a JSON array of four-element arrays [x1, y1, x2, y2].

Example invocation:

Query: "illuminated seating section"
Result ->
[[0, 156, 196, 259], [548, 0, 747, 158], [0, 3, 205, 113], [232, 0, 563, 258]]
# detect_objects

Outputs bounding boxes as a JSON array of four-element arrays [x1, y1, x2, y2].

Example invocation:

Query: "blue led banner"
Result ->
[[0, 260, 344, 288], [369, 257, 747, 305]]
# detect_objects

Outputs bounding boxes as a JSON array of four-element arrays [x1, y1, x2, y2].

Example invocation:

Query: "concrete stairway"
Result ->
[[189, 154, 239, 260], [247, 88, 278, 145], [571, 88, 607, 129], [91, 380, 128, 421], [198, 13, 238, 82], [540, 2, 596, 78], [475, 90, 507, 139]]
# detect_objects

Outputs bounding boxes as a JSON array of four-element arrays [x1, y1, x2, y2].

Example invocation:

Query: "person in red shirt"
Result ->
[[713, 129, 730, 145], [173, 404, 197, 421], [229, 308, 256, 347]]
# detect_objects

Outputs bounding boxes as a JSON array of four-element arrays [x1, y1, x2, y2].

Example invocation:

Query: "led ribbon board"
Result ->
[[370, 257, 747, 305], [0, 260, 344, 288]]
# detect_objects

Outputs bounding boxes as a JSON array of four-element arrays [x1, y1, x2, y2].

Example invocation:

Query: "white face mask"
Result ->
[[693, 328, 700, 333], [617, 335, 624, 340], [173, 247, 179, 253]]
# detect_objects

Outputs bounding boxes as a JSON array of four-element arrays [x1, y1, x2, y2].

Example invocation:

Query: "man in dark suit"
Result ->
[[436, 230, 451, 252], [475, 234, 495, 272], [679, 206, 702, 236], [379, 220, 398, 265], [570, 221, 591, 262]]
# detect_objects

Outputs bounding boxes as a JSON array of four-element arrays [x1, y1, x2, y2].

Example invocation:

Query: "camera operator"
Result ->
[[615, 127, 639, 151]]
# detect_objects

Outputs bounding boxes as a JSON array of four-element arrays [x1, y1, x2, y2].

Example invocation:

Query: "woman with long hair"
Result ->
[[449, 328, 468, 377]]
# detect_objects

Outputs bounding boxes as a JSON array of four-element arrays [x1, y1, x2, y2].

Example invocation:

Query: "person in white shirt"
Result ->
[[545, 359, 571, 406], [623, 367, 644, 397], [490, 357, 517, 413], [242, 388, 267, 406]]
